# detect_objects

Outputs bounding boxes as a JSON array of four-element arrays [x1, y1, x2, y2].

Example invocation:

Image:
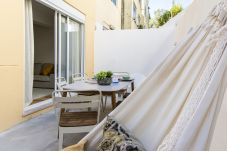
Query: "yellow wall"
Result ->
[[96, 0, 121, 29], [0, 0, 96, 132], [122, 0, 144, 29], [0, 0, 25, 132]]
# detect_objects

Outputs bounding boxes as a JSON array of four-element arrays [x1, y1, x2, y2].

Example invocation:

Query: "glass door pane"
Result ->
[[60, 16, 67, 80], [68, 19, 81, 83], [56, 14, 83, 85]]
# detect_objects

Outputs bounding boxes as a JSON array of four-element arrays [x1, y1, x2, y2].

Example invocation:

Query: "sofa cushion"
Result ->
[[34, 63, 43, 75], [40, 63, 54, 76], [34, 75, 50, 82]]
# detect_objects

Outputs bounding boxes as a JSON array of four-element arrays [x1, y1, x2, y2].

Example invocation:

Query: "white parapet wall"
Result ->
[[94, 23, 177, 76]]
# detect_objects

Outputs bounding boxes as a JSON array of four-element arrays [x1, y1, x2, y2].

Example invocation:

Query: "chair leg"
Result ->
[[101, 96, 107, 112], [104, 96, 107, 110], [59, 129, 63, 150]]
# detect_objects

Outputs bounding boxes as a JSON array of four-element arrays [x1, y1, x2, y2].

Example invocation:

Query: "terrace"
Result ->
[[0, 0, 226, 151]]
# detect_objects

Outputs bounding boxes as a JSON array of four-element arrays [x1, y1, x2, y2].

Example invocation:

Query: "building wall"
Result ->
[[96, 0, 121, 30], [122, 0, 149, 29], [122, 0, 133, 29], [0, 0, 96, 132], [0, 0, 25, 132]]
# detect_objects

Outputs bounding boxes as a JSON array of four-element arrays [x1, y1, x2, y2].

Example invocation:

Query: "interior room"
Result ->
[[32, 1, 55, 105]]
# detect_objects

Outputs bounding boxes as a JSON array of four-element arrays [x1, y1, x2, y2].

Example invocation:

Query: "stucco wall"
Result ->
[[96, 0, 121, 29], [0, 0, 25, 132], [94, 23, 176, 76]]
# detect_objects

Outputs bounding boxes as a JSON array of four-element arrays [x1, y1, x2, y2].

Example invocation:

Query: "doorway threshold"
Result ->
[[23, 99, 53, 116]]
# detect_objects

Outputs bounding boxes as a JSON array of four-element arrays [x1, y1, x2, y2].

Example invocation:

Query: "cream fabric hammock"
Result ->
[[82, 1, 227, 151]]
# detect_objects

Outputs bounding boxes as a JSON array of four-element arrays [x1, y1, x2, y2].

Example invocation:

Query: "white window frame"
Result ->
[[132, 2, 137, 20], [37, 0, 85, 23]]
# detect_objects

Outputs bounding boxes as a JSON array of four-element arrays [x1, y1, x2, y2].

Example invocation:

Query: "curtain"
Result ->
[[25, 0, 34, 106], [78, 1, 227, 151]]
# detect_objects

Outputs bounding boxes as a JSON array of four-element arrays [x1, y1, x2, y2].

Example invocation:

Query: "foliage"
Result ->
[[96, 71, 113, 80], [137, 25, 144, 29], [170, 4, 183, 17], [156, 9, 171, 27], [150, 4, 183, 28]]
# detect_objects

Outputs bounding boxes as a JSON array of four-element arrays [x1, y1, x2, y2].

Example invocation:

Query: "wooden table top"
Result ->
[[62, 80, 132, 92]]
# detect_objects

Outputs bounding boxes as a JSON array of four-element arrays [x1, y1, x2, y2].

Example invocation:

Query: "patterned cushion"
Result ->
[[62, 140, 86, 151], [96, 116, 146, 151]]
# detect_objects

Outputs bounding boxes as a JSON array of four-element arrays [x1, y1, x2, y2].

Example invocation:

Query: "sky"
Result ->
[[148, 0, 193, 17]]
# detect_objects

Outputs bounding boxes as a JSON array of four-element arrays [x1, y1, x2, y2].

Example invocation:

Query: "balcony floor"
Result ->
[[0, 98, 113, 151]]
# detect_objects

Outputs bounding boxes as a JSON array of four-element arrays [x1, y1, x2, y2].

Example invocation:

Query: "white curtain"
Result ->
[[76, 1, 227, 151], [25, 0, 34, 106]]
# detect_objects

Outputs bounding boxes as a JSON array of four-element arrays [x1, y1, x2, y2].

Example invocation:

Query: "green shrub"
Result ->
[[157, 10, 171, 26], [170, 4, 183, 17], [96, 71, 113, 80], [150, 4, 183, 28]]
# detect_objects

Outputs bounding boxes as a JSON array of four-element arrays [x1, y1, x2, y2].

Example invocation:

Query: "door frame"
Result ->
[[23, 0, 85, 116]]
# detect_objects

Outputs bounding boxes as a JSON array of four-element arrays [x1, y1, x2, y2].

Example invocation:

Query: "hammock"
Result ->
[[82, 1, 227, 151]]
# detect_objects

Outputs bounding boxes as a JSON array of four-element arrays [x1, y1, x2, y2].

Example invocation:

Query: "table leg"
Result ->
[[131, 81, 135, 91], [111, 92, 117, 109], [61, 92, 67, 113]]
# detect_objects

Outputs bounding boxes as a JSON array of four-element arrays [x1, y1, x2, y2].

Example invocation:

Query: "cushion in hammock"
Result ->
[[96, 116, 146, 151], [61, 140, 86, 151]]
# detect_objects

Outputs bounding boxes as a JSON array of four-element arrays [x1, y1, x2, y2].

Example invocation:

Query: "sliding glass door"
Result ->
[[55, 12, 84, 89], [69, 19, 81, 83], [60, 16, 67, 81]]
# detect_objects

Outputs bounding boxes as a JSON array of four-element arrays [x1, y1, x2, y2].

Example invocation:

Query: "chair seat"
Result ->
[[59, 111, 98, 127]]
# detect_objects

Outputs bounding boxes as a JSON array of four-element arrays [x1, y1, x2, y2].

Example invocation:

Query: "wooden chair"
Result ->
[[52, 90, 102, 150], [72, 73, 88, 83]]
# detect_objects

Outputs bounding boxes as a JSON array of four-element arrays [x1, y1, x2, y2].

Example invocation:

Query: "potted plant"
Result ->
[[96, 71, 113, 85]]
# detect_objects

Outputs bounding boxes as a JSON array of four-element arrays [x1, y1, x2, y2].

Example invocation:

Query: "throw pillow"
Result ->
[[96, 116, 146, 151], [40, 63, 54, 76], [62, 140, 86, 151]]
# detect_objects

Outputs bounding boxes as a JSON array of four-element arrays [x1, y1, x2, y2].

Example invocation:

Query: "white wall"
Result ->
[[32, 1, 54, 27], [33, 0, 55, 64], [94, 23, 176, 76], [34, 24, 54, 64]]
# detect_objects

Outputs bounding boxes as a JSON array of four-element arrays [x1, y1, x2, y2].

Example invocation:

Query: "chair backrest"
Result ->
[[52, 90, 102, 123], [56, 77, 67, 90], [72, 73, 88, 83]]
